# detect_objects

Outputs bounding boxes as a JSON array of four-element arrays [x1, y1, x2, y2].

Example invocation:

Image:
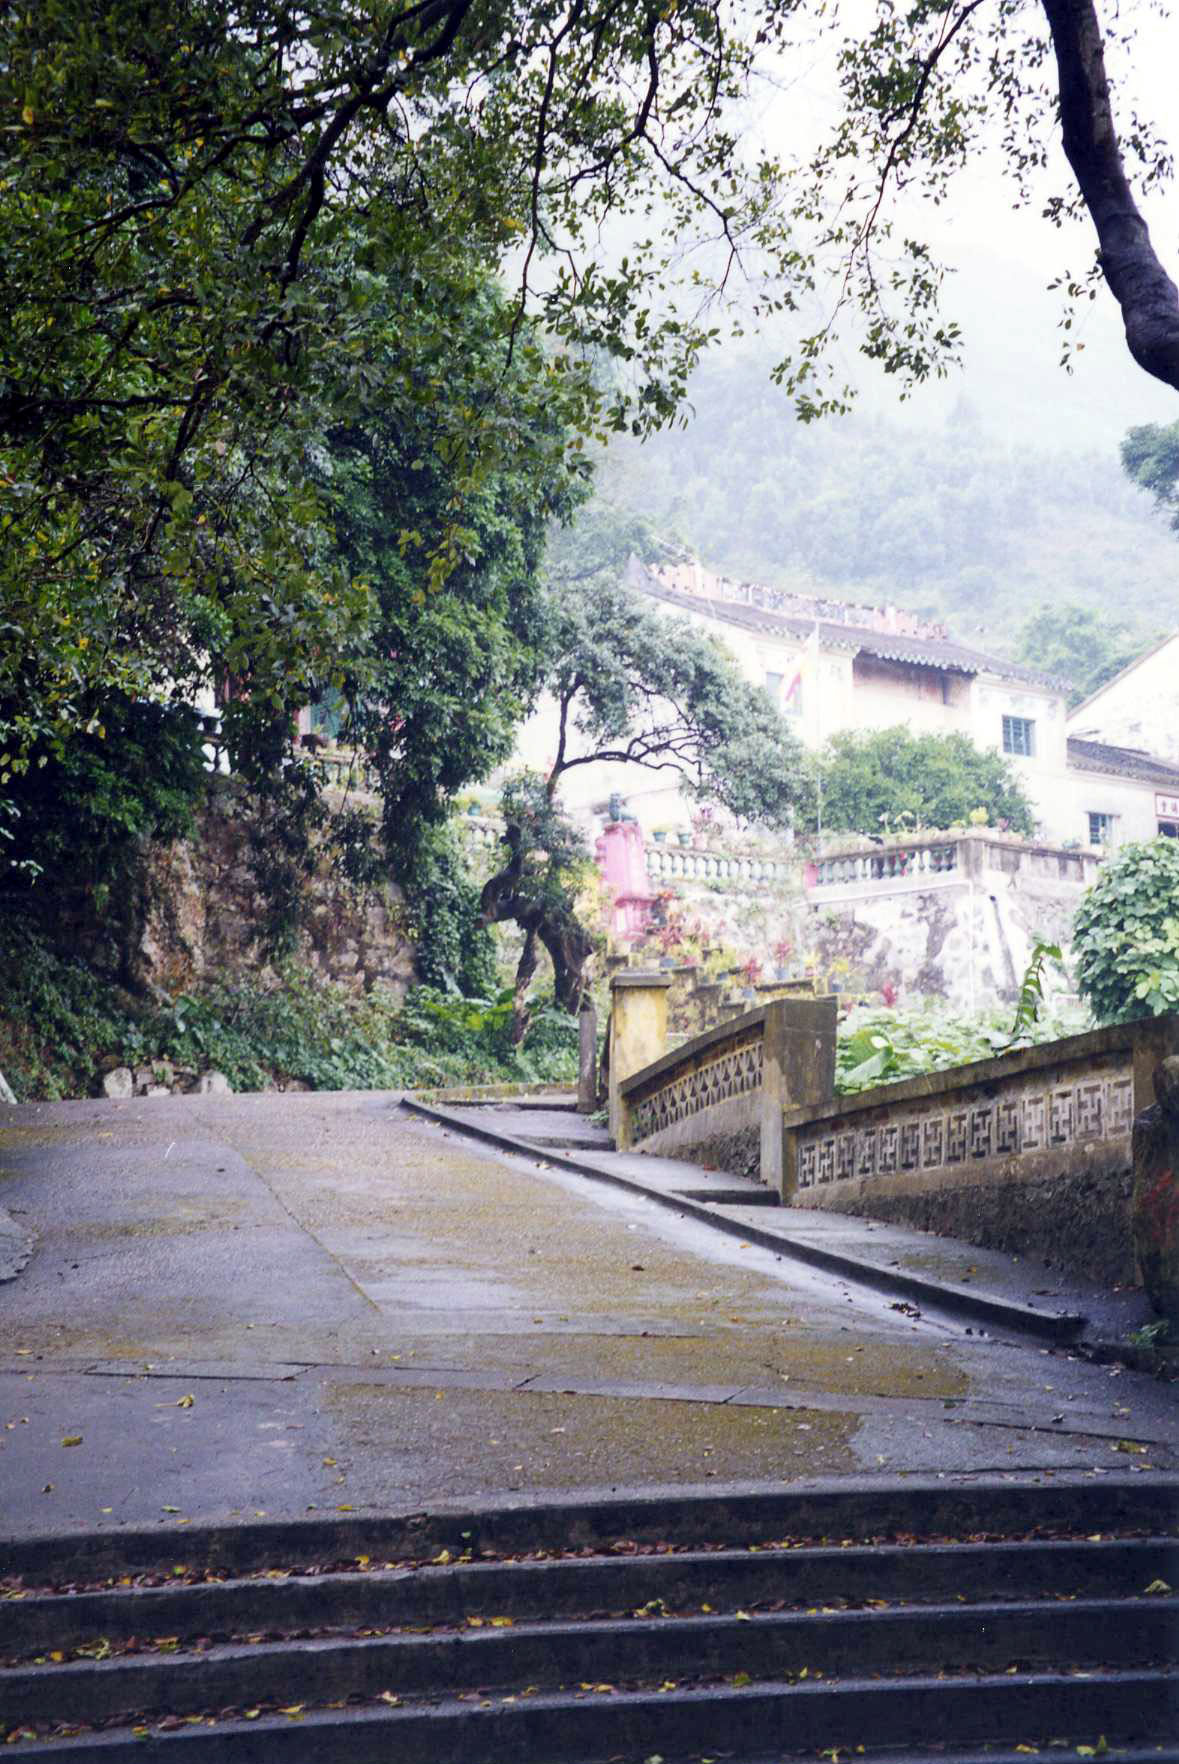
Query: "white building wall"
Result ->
[[1068, 635, 1179, 763], [508, 598, 1172, 847]]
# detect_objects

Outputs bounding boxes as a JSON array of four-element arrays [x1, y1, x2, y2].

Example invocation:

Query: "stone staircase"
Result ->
[[3, 1477, 1177, 1760]]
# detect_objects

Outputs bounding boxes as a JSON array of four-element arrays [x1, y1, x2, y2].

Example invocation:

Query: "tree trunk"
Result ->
[[537, 915, 595, 1014], [479, 870, 594, 1017], [510, 929, 540, 1045], [1041, 0, 1179, 393]]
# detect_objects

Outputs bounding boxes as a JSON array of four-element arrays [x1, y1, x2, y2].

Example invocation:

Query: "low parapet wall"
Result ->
[[782, 1016, 1179, 1285], [620, 1005, 766, 1166], [616, 993, 837, 1182]]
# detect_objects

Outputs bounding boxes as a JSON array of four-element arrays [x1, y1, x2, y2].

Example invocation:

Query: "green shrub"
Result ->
[[1073, 839, 1179, 1023], [835, 998, 1090, 1095], [0, 916, 577, 1101]]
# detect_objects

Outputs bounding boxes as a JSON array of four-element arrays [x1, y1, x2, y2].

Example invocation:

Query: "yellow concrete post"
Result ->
[[762, 995, 838, 1199], [609, 972, 672, 1149]]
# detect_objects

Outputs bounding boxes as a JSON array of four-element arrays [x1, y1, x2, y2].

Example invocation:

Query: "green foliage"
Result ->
[[394, 988, 579, 1086], [542, 556, 809, 828], [1073, 840, 1179, 1023], [0, 694, 207, 899], [1016, 605, 1151, 709], [402, 822, 498, 999], [835, 999, 1088, 1096], [0, 915, 575, 1101], [815, 728, 1035, 839], [1007, 940, 1066, 1043], [1121, 422, 1179, 532], [325, 273, 587, 868]]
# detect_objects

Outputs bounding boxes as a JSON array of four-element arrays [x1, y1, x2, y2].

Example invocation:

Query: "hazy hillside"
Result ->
[[599, 343, 1178, 655]]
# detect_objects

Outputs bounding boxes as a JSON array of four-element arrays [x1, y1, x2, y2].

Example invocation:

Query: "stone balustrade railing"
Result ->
[[808, 829, 1102, 892], [610, 977, 837, 1192], [308, 746, 380, 794], [456, 814, 505, 850], [812, 840, 959, 888], [644, 842, 794, 887]]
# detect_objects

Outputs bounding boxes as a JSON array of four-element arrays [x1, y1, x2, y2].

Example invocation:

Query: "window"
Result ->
[[764, 671, 784, 704], [1160, 821, 1179, 840], [1002, 715, 1036, 757], [1088, 813, 1117, 847]]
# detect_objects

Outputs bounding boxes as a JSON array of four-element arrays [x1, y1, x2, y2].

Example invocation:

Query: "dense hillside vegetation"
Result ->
[[599, 344, 1176, 656]]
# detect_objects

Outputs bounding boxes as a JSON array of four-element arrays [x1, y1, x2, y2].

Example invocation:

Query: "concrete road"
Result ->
[[1, 1092, 1176, 1541]]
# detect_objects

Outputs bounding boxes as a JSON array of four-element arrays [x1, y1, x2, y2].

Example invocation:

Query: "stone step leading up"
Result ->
[[4, 1476, 1177, 1760]]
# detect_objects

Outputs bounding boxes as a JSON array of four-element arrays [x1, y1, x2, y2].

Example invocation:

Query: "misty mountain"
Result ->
[[598, 344, 1178, 657]]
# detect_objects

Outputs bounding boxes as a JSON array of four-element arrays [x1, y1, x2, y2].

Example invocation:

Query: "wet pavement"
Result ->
[[1, 1090, 1177, 1543]]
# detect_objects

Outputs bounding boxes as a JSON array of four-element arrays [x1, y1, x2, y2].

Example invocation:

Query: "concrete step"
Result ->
[[6, 1481, 1177, 1759], [6, 1537, 1177, 1656], [8, 1472, 1177, 1584], [2, 1597, 1176, 1730], [7, 1669, 1178, 1760]]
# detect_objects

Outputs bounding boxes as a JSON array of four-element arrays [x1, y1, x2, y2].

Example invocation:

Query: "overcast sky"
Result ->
[[718, 0, 1179, 453]]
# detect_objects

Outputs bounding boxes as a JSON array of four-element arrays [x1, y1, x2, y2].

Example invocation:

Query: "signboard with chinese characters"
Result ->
[[1156, 793, 1179, 819]]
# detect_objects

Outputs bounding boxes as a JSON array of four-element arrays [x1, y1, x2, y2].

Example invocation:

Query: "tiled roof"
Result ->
[[631, 566, 1070, 691], [1067, 736, 1179, 786]]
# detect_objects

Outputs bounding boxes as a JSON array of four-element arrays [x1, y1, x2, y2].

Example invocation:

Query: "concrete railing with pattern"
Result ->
[[616, 994, 837, 1182], [781, 1015, 1179, 1285], [622, 1005, 768, 1152]]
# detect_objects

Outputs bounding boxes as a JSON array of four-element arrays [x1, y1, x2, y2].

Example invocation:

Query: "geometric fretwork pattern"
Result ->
[[796, 1062, 1134, 1190], [631, 1037, 763, 1143]]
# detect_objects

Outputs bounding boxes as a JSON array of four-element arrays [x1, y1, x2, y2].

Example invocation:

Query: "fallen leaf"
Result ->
[[1144, 1578, 1172, 1595], [378, 1691, 401, 1706], [61, 1436, 83, 1448], [176, 1395, 194, 1409]]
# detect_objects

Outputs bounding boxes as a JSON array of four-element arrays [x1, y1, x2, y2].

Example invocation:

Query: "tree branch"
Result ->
[[1041, 0, 1179, 392]]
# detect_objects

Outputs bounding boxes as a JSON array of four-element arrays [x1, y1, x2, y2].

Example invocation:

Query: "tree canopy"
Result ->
[[5, 0, 1177, 937], [1122, 420, 1179, 531], [814, 728, 1036, 838], [480, 547, 811, 1013], [1016, 604, 1151, 709], [4, 0, 1176, 771]]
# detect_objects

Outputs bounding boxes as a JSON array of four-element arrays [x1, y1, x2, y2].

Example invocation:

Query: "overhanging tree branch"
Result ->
[[1041, 0, 1179, 393]]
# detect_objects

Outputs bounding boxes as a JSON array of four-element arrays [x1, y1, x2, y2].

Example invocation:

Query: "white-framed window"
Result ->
[[1002, 714, 1036, 757], [1088, 812, 1117, 847], [764, 670, 784, 704]]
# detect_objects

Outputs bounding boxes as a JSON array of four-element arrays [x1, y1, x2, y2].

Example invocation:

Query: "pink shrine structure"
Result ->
[[595, 819, 656, 942]]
